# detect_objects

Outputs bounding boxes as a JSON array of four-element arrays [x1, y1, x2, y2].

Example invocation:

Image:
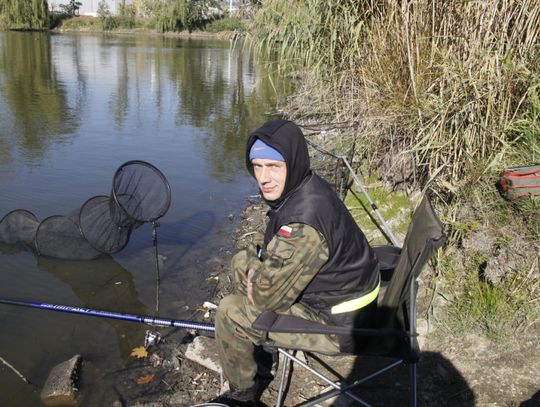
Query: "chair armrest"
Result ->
[[252, 311, 410, 338]]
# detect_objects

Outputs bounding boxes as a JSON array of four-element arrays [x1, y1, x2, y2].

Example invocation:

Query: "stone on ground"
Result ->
[[184, 336, 222, 375], [40, 354, 81, 406]]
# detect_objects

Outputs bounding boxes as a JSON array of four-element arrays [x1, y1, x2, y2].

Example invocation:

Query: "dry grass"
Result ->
[[250, 1, 540, 339], [251, 0, 540, 192]]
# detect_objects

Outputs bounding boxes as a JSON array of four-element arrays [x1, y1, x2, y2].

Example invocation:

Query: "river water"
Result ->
[[0, 31, 289, 406]]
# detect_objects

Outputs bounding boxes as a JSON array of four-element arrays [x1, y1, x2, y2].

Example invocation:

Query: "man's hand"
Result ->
[[246, 268, 255, 305]]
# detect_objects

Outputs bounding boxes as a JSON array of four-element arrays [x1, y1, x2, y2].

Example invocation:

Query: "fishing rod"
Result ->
[[0, 298, 215, 332], [304, 136, 400, 247], [341, 156, 400, 247]]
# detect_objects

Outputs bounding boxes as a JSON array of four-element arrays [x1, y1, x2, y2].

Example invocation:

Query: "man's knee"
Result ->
[[216, 294, 261, 341], [217, 294, 243, 319], [216, 294, 251, 330]]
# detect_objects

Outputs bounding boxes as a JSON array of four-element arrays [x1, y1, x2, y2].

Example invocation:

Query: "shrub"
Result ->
[[97, 0, 117, 31], [205, 16, 245, 33]]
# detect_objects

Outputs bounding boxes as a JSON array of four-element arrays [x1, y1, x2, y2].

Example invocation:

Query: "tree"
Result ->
[[152, 0, 214, 33], [59, 0, 82, 16], [97, 0, 116, 30], [119, 1, 137, 29], [0, 0, 51, 30]]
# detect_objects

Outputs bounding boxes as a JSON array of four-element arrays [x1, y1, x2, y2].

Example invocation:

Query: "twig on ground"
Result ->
[[0, 355, 29, 384], [161, 379, 172, 390], [239, 231, 256, 239]]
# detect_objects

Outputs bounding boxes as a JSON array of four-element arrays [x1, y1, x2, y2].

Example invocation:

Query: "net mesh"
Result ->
[[0, 161, 170, 260], [0, 210, 39, 246], [79, 195, 133, 254], [35, 215, 102, 260], [112, 160, 171, 223], [304, 129, 356, 200]]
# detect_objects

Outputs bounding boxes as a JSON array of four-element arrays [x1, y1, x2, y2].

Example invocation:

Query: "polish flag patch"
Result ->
[[278, 225, 293, 238]]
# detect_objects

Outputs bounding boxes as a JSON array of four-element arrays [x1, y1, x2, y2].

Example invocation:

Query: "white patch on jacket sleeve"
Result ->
[[278, 225, 293, 238]]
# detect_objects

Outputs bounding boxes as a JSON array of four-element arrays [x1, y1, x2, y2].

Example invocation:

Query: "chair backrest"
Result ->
[[377, 195, 447, 332], [251, 195, 447, 357]]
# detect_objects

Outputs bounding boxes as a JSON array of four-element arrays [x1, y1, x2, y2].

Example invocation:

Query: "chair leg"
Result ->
[[276, 348, 372, 407], [275, 349, 293, 407], [301, 359, 405, 407], [410, 362, 417, 407]]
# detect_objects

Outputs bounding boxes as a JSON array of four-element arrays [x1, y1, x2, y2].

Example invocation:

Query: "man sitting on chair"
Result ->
[[208, 119, 380, 406]]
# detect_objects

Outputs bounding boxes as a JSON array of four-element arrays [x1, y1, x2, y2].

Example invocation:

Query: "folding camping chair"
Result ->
[[252, 194, 447, 406]]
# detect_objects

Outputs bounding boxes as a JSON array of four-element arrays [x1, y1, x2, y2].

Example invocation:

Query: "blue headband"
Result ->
[[249, 139, 285, 162]]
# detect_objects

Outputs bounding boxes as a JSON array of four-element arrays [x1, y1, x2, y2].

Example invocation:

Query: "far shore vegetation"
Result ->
[[1, 0, 539, 340], [0, 0, 247, 34]]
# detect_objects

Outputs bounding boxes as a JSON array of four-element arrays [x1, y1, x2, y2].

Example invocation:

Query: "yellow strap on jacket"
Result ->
[[330, 279, 380, 314]]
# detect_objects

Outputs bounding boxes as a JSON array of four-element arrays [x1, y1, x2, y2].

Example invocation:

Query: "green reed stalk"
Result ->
[[251, 0, 540, 191]]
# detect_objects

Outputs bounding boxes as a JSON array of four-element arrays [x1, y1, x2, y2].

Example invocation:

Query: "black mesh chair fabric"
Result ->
[[372, 195, 447, 358], [251, 195, 447, 407]]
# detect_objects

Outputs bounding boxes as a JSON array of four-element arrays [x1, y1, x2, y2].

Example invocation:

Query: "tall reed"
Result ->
[[251, 0, 540, 190]]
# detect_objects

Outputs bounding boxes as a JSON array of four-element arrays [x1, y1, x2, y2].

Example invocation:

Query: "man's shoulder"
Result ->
[[266, 222, 328, 261], [274, 223, 324, 243]]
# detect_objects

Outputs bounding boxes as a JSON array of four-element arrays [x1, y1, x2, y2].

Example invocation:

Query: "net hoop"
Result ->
[[0, 209, 38, 224], [0, 209, 39, 245], [35, 215, 101, 260], [111, 160, 171, 223], [1, 160, 170, 260], [78, 195, 132, 254]]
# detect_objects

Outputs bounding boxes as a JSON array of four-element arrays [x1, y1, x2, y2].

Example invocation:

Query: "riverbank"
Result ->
[[53, 25, 241, 41], [77, 198, 539, 406], [98, 129, 538, 406], [12, 23, 537, 406], [50, 14, 245, 41]]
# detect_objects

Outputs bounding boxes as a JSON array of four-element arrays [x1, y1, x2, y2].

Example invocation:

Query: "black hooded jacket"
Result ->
[[246, 120, 379, 313]]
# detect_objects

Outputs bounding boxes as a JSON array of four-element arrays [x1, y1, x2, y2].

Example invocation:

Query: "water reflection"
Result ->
[[36, 255, 148, 362], [0, 241, 147, 361], [113, 211, 217, 303], [0, 210, 217, 362], [0, 33, 290, 183], [0, 32, 79, 163], [0, 31, 290, 407], [150, 211, 216, 285]]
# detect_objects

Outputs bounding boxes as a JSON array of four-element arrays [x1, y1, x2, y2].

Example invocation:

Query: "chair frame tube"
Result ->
[[275, 348, 372, 407], [275, 348, 408, 407], [409, 275, 418, 407]]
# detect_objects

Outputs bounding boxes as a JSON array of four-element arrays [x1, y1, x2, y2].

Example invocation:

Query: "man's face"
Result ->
[[251, 158, 287, 201]]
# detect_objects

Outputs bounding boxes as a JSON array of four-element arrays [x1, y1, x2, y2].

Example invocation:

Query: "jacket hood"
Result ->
[[246, 120, 311, 206]]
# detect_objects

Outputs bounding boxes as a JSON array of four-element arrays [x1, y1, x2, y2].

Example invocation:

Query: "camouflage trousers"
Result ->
[[215, 253, 340, 390]]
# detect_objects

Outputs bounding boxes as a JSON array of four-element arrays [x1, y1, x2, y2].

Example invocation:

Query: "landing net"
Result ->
[[0, 161, 171, 260]]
